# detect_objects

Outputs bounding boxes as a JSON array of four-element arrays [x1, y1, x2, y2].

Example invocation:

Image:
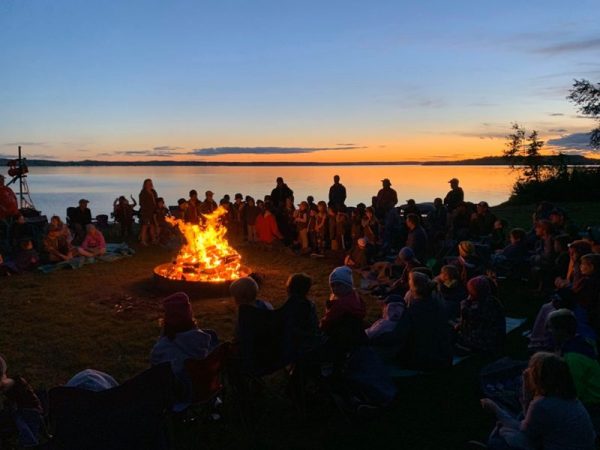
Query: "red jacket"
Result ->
[[320, 290, 366, 332], [256, 212, 281, 244], [0, 186, 18, 220]]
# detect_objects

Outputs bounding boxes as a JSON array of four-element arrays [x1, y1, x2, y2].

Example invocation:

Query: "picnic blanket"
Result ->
[[38, 243, 135, 274]]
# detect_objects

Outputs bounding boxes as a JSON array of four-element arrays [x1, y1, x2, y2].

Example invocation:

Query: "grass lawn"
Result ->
[[1, 201, 598, 449]]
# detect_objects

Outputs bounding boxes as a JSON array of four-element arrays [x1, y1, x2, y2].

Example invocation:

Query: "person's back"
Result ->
[[521, 395, 595, 450], [284, 293, 319, 355], [459, 277, 506, 354], [562, 338, 600, 405], [397, 293, 452, 369]]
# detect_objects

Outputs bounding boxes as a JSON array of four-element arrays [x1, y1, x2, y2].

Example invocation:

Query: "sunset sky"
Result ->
[[1, 0, 599, 162]]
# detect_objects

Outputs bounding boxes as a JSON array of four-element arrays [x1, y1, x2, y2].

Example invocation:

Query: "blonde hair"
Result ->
[[230, 277, 259, 305]]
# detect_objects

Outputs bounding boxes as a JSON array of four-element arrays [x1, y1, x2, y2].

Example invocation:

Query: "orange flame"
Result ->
[[155, 206, 244, 282]]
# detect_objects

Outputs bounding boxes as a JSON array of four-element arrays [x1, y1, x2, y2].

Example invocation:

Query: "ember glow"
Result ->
[[154, 206, 245, 282]]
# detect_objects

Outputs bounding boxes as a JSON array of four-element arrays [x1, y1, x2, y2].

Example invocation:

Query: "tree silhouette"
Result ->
[[567, 79, 600, 149]]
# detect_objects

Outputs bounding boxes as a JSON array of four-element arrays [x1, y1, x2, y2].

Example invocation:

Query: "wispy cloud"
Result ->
[[547, 128, 568, 133], [534, 37, 600, 55], [111, 146, 188, 157], [547, 132, 593, 152], [191, 146, 365, 156], [549, 113, 565, 117], [3, 142, 48, 147]]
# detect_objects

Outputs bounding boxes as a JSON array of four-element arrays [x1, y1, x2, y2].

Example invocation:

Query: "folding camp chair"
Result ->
[[47, 363, 175, 450], [229, 302, 311, 424], [185, 342, 231, 406]]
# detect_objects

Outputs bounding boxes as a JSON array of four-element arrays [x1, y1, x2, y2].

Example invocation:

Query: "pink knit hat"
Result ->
[[163, 292, 194, 328]]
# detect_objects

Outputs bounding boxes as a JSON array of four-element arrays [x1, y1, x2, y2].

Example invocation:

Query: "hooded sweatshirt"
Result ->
[[365, 301, 405, 340], [150, 328, 216, 375]]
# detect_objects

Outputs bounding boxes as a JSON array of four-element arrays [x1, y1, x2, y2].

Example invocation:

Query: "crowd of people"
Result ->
[[2, 172, 600, 449]]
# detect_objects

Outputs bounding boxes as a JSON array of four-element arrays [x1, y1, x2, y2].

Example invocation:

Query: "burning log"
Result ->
[[154, 206, 246, 283]]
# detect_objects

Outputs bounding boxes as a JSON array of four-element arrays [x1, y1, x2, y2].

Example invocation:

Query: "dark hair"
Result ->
[[287, 273, 312, 297], [411, 266, 433, 278], [406, 213, 419, 225], [509, 228, 526, 241], [177, 198, 187, 205], [547, 309, 577, 338], [528, 352, 577, 399], [441, 264, 460, 280], [156, 197, 164, 204], [189, 189, 197, 197]]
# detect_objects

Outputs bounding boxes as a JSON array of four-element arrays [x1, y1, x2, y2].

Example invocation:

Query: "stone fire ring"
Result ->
[[153, 263, 252, 298]]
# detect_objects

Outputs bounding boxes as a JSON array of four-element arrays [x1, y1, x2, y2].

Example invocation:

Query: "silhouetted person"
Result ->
[[270, 177, 294, 210], [328, 175, 347, 209], [69, 198, 92, 245], [444, 178, 464, 212], [375, 178, 398, 217]]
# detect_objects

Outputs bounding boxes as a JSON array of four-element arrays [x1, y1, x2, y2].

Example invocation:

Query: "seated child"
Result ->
[[320, 266, 367, 349], [436, 264, 467, 319], [230, 276, 273, 311], [150, 292, 218, 376], [43, 224, 74, 263], [344, 237, 368, 270], [283, 273, 320, 355], [14, 238, 40, 272], [480, 352, 596, 450], [546, 309, 600, 407], [77, 224, 106, 257], [456, 275, 506, 355]]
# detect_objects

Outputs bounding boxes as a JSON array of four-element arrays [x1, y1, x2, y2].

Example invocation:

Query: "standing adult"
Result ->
[[444, 178, 464, 212], [375, 178, 398, 217], [139, 178, 158, 246], [68, 199, 93, 245], [270, 177, 294, 210], [328, 175, 347, 210], [0, 174, 18, 221]]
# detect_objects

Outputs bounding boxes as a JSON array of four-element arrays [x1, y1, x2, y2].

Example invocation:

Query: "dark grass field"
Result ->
[[1, 202, 599, 449]]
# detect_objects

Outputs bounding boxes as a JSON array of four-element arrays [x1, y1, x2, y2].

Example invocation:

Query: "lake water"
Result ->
[[19, 165, 517, 218]]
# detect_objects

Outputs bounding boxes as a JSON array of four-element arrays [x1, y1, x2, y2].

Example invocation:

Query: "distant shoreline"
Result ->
[[1, 155, 599, 167]]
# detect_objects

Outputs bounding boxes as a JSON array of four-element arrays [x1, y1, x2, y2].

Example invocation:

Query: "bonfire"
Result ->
[[154, 206, 245, 283]]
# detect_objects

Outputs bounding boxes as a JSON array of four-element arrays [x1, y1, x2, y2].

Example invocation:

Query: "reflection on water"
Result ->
[[24, 165, 517, 218]]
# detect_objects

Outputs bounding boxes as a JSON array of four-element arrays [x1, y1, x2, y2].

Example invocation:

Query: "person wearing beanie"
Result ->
[[150, 292, 218, 376], [456, 276, 505, 355], [320, 266, 366, 343]]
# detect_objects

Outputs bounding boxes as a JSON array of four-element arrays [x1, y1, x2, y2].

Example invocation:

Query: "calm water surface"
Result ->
[[23, 165, 517, 218]]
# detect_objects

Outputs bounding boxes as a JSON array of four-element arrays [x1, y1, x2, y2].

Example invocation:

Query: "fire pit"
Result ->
[[153, 206, 251, 297]]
